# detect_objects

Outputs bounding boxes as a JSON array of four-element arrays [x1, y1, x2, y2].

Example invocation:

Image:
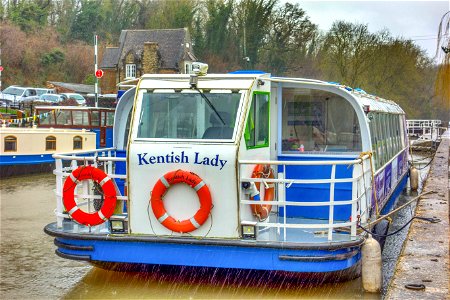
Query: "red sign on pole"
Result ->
[[95, 69, 104, 78]]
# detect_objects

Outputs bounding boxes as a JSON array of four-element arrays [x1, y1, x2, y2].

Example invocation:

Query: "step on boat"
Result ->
[[44, 65, 409, 280]]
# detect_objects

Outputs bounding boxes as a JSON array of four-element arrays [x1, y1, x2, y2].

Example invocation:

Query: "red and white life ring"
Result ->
[[250, 164, 275, 221], [63, 165, 117, 226], [151, 170, 212, 233]]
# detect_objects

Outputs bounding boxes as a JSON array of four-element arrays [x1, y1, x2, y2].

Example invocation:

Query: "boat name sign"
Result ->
[[137, 151, 228, 170]]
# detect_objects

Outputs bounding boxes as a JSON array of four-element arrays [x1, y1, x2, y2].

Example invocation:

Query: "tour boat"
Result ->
[[44, 66, 409, 279]]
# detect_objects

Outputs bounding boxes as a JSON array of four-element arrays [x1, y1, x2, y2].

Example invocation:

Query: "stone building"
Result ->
[[100, 28, 196, 94]]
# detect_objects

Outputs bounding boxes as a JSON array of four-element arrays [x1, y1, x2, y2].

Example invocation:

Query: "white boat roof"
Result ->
[[133, 73, 405, 115], [0, 126, 95, 134], [270, 76, 405, 115]]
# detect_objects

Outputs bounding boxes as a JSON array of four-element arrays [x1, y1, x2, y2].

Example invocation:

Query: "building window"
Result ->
[[73, 136, 83, 150], [185, 63, 191, 74], [126, 64, 136, 79], [46, 136, 56, 151], [4, 136, 17, 152]]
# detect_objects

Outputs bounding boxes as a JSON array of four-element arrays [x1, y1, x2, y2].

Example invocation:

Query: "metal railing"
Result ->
[[407, 120, 446, 144], [238, 155, 372, 242], [53, 148, 127, 228]]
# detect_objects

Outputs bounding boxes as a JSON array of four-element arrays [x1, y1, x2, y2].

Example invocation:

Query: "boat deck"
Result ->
[[57, 214, 354, 244]]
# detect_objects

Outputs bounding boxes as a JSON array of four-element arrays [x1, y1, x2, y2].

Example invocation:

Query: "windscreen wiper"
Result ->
[[195, 88, 225, 125]]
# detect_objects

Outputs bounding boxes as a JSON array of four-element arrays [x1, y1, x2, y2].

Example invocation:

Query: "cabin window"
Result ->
[[399, 115, 406, 149], [245, 92, 270, 149], [73, 136, 83, 150], [4, 136, 17, 152], [137, 91, 241, 140], [55, 110, 72, 126], [368, 114, 378, 168], [45, 136, 56, 151], [106, 112, 115, 126], [38, 110, 55, 125], [281, 88, 361, 154], [126, 64, 136, 79], [91, 111, 100, 126], [72, 111, 89, 126]]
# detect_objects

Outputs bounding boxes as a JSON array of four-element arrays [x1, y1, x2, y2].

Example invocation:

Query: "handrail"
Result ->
[[238, 155, 372, 242], [53, 147, 128, 229], [240, 155, 368, 166]]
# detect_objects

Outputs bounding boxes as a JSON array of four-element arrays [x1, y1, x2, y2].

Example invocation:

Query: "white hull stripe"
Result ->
[[69, 173, 77, 183], [97, 210, 108, 221], [68, 206, 79, 216], [158, 213, 169, 223], [190, 217, 201, 228], [99, 176, 111, 187], [160, 177, 170, 188], [194, 181, 205, 192]]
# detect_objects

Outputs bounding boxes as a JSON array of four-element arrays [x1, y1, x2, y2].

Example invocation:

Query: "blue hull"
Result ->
[[46, 224, 363, 274]]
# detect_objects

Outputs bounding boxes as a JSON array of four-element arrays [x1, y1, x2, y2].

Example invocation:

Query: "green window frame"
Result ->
[[244, 91, 270, 149]]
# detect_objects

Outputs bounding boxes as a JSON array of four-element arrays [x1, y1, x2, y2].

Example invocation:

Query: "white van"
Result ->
[[0, 86, 39, 106]]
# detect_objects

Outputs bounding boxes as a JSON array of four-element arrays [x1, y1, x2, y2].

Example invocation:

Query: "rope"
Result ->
[[358, 151, 380, 218], [359, 216, 440, 237]]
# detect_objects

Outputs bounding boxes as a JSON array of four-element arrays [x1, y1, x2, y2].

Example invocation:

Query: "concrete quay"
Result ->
[[386, 132, 449, 299]]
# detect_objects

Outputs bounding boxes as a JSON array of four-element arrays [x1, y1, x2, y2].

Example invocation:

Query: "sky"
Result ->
[[293, 0, 449, 60]]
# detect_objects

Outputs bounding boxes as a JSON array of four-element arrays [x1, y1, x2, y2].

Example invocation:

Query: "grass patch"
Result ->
[[0, 108, 18, 115]]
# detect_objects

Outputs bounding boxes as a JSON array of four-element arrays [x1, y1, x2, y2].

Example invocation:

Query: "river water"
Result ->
[[0, 155, 430, 299]]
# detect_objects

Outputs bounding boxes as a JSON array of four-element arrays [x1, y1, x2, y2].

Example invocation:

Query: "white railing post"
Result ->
[[55, 158, 64, 228], [278, 170, 285, 238], [107, 150, 113, 175], [327, 164, 336, 241]]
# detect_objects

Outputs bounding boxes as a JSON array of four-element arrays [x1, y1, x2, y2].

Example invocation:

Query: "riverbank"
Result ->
[[385, 132, 449, 299]]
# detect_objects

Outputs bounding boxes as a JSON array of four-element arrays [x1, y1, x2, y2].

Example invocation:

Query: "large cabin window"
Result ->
[[281, 88, 361, 154], [73, 136, 83, 150], [4, 136, 17, 152], [137, 91, 242, 140], [55, 110, 72, 125], [38, 110, 55, 125], [72, 111, 89, 126], [45, 136, 56, 150], [245, 92, 270, 149]]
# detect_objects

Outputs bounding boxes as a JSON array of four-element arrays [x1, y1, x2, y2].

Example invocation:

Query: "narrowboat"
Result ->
[[44, 66, 409, 280], [0, 125, 97, 177]]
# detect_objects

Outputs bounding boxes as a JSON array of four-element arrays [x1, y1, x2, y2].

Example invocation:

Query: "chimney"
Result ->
[[143, 42, 159, 74]]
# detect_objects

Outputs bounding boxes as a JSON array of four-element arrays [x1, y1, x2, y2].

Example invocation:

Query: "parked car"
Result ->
[[38, 93, 68, 104], [35, 88, 56, 96], [0, 86, 39, 106], [60, 93, 86, 106]]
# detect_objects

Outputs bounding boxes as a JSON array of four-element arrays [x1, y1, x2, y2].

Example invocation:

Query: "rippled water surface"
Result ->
[[4, 166, 433, 299]]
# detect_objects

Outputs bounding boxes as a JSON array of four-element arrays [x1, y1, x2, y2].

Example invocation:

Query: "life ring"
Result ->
[[63, 165, 117, 226], [151, 170, 212, 233], [250, 165, 275, 221]]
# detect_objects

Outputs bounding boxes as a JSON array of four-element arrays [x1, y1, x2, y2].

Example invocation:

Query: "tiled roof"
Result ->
[[116, 29, 195, 70], [47, 82, 97, 94], [100, 47, 119, 69]]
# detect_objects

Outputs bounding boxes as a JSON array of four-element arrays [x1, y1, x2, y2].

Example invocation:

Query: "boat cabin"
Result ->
[[35, 106, 115, 148], [111, 72, 407, 238]]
